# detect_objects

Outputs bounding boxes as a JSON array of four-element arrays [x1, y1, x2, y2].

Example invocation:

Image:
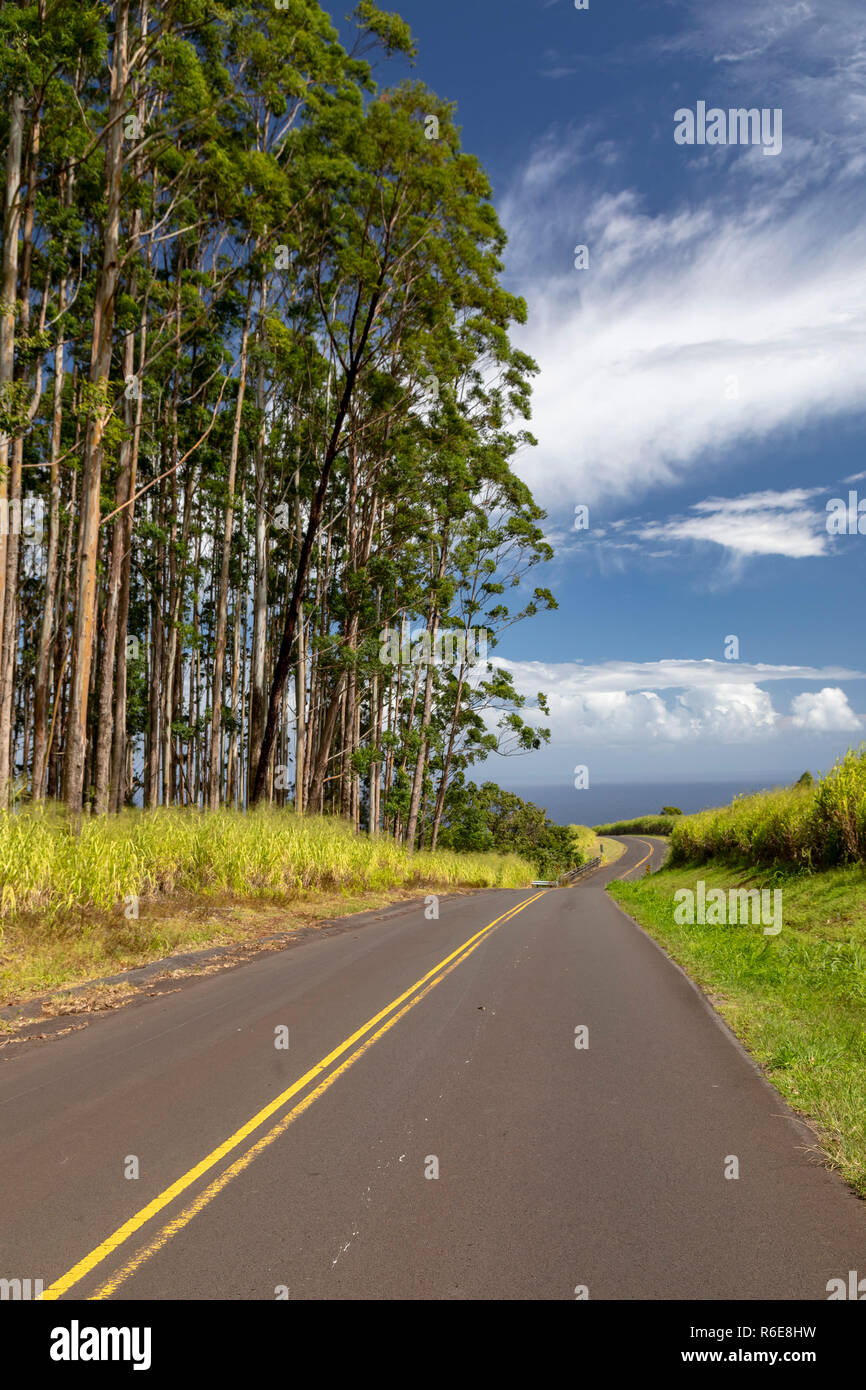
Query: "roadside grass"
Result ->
[[594, 815, 678, 836], [0, 805, 532, 1006], [597, 835, 627, 865], [569, 824, 622, 864], [0, 804, 531, 917], [0, 890, 410, 1005], [669, 745, 866, 870], [610, 861, 866, 1196]]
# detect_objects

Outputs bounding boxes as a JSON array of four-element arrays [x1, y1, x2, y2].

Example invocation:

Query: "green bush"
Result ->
[[438, 780, 580, 877]]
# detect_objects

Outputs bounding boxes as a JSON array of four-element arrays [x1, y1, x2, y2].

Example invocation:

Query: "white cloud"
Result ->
[[488, 657, 864, 746], [502, 183, 866, 512], [499, 656, 861, 693], [791, 687, 861, 731], [536, 683, 778, 744], [500, 1, 866, 516], [638, 489, 828, 558]]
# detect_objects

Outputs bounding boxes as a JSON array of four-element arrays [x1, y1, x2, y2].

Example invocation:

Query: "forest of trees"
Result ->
[[0, 0, 555, 849], [438, 781, 580, 879]]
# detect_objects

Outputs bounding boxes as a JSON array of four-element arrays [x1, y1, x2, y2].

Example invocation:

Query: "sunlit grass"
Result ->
[[0, 803, 532, 920], [611, 861, 866, 1196], [670, 746, 866, 869], [0, 805, 533, 1005], [594, 815, 677, 836], [567, 824, 601, 861], [568, 825, 624, 864]]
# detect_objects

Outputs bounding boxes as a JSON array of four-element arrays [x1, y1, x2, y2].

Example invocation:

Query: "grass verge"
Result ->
[[569, 824, 625, 865], [610, 861, 866, 1196], [598, 835, 628, 865]]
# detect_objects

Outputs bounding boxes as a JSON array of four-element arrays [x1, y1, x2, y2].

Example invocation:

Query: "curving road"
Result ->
[[2, 834, 864, 1301]]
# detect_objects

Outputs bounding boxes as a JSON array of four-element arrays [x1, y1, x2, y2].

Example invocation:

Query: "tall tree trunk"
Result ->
[[0, 103, 42, 802], [207, 296, 251, 809], [307, 675, 345, 812], [94, 320, 137, 808], [48, 464, 77, 799], [294, 601, 305, 813], [0, 90, 25, 805], [429, 658, 468, 850], [250, 271, 387, 804], [63, 0, 129, 813], [145, 481, 165, 807], [405, 544, 448, 848], [94, 169, 143, 814], [31, 305, 66, 800], [247, 284, 268, 797], [368, 665, 380, 835]]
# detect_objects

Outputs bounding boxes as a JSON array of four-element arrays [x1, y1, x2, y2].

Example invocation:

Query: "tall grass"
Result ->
[[0, 804, 532, 921], [593, 814, 679, 836], [670, 746, 866, 869], [567, 824, 601, 862]]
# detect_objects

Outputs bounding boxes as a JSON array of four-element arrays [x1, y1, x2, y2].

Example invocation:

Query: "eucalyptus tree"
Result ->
[[252, 81, 535, 804], [0, 1, 559, 830]]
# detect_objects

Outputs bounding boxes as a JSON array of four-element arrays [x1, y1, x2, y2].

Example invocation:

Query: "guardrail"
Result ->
[[557, 856, 602, 886], [529, 856, 603, 889]]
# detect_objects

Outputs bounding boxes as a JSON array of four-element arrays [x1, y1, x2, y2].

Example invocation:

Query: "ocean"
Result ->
[[505, 778, 798, 828]]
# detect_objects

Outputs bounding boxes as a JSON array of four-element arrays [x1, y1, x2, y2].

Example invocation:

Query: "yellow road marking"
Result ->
[[616, 837, 656, 880], [41, 888, 548, 1301], [90, 934, 495, 1298]]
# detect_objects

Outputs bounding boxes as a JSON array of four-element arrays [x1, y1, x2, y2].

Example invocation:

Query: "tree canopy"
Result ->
[[0, 0, 556, 847]]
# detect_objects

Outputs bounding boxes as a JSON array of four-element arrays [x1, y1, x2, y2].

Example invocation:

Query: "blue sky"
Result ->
[[331, 0, 866, 789]]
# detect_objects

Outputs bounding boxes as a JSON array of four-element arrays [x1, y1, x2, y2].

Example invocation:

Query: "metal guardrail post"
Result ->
[[557, 855, 602, 886]]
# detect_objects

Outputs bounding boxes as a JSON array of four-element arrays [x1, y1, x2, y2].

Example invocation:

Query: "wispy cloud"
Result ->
[[638, 488, 829, 559], [503, 179, 866, 514], [501, 0, 866, 517]]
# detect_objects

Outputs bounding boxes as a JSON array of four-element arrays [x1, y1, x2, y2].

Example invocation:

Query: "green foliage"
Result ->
[[438, 780, 579, 877], [594, 815, 679, 836], [0, 0, 557, 834], [0, 803, 532, 921], [660, 805, 682, 816], [669, 746, 866, 869]]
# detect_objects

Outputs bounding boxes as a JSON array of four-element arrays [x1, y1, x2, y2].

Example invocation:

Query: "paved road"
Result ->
[[1, 835, 864, 1300]]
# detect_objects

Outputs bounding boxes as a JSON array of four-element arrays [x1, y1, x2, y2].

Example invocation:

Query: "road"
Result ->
[[1, 834, 864, 1301]]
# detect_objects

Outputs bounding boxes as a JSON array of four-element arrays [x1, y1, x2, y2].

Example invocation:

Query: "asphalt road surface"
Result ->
[[2, 835, 864, 1301]]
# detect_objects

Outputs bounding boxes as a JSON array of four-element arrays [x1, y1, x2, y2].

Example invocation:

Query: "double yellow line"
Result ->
[[41, 888, 549, 1301], [616, 838, 656, 879]]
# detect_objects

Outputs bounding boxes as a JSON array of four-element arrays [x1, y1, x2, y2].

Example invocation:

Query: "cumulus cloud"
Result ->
[[790, 687, 861, 731], [488, 658, 863, 746], [533, 683, 778, 744]]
